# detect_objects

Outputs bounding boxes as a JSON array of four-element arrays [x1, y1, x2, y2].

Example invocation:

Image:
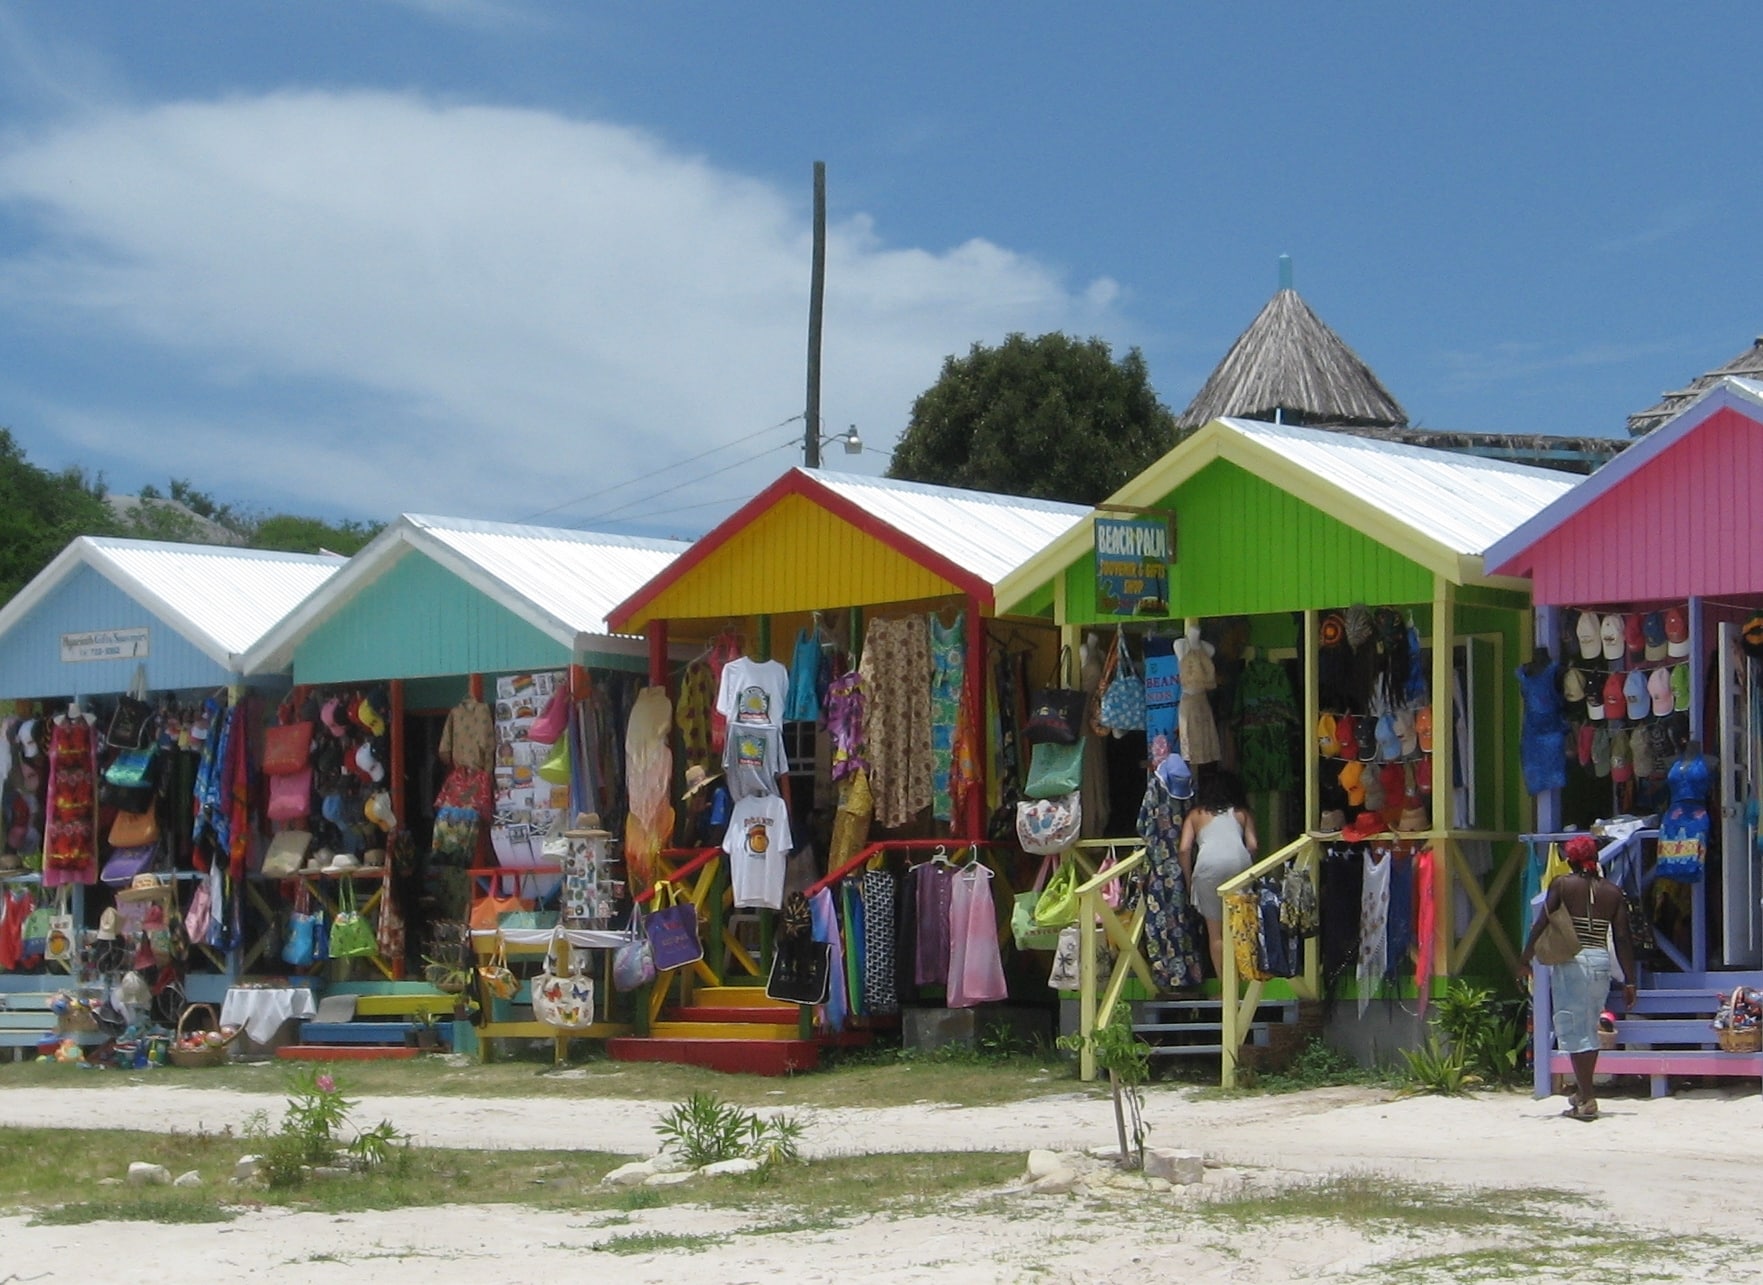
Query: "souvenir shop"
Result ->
[[0, 537, 341, 1056], [240, 515, 686, 1049], [994, 417, 1573, 1062], [1487, 375, 1763, 981], [605, 467, 1090, 1037]]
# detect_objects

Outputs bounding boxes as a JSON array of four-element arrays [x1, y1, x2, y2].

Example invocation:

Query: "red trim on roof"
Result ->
[[607, 469, 994, 630]]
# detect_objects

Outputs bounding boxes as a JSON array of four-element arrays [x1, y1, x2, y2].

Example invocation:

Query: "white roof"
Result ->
[[245, 514, 689, 673], [1217, 418, 1577, 556], [807, 470, 1090, 586], [0, 537, 343, 669]]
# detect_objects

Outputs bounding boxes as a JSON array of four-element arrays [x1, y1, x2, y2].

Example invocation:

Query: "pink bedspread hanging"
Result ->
[[623, 685, 675, 894]]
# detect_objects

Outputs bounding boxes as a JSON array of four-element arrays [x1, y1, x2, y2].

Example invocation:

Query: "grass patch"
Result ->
[[0, 1123, 1019, 1225], [0, 1045, 1089, 1109], [1205, 1172, 1567, 1232], [30, 1195, 239, 1226], [1376, 1233, 1725, 1283], [593, 1230, 717, 1255]]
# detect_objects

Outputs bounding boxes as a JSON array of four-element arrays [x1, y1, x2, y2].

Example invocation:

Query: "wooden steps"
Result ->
[[1542, 969, 1763, 1097], [606, 983, 834, 1076], [605, 1035, 821, 1076]]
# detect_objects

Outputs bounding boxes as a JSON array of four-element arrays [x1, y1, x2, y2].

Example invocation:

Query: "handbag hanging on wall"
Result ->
[[1025, 647, 1087, 746], [1097, 627, 1147, 733], [105, 664, 154, 751], [644, 880, 704, 972], [328, 880, 377, 959], [531, 928, 597, 1031], [766, 936, 834, 1005], [1022, 738, 1085, 800], [262, 721, 314, 777]]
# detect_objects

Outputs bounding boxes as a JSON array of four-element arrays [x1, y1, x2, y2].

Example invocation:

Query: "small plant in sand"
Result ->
[[654, 1092, 804, 1173], [245, 1068, 408, 1187], [1057, 1001, 1150, 1169]]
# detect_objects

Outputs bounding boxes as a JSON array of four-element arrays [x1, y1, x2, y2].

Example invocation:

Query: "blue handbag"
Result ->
[[1098, 630, 1146, 733]]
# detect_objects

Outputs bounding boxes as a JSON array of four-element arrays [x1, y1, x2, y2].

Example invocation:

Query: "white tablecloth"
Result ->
[[470, 927, 633, 950], [220, 987, 319, 1043]]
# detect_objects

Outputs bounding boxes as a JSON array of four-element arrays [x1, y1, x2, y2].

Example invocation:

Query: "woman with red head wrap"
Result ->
[[1520, 835, 1636, 1120]]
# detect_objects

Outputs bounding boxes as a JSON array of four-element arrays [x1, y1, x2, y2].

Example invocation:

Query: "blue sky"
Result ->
[[0, 3, 1755, 538]]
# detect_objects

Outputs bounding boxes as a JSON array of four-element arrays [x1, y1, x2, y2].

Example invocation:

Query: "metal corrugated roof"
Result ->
[[244, 514, 689, 674], [1218, 418, 1577, 556], [406, 514, 689, 638], [806, 470, 1090, 586], [0, 537, 344, 669]]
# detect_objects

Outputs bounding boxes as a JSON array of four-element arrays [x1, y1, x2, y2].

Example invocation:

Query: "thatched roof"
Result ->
[[1627, 337, 1763, 437], [1176, 287, 1408, 431]]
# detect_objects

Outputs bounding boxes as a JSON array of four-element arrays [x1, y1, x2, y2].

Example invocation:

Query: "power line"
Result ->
[[518, 414, 802, 523], [569, 437, 797, 528]]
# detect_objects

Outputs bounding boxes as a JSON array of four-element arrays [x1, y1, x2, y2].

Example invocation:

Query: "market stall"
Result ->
[[992, 417, 1576, 1080], [0, 537, 342, 1055]]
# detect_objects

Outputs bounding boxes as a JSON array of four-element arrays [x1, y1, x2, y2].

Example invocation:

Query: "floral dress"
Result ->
[[928, 612, 965, 823], [1137, 772, 1202, 990], [43, 716, 98, 885], [860, 617, 933, 829]]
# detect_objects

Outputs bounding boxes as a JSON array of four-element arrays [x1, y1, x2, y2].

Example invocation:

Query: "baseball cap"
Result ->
[[1591, 727, 1612, 778], [1631, 723, 1655, 779], [1339, 759, 1366, 805], [1671, 662, 1691, 712], [1599, 613, 1624, 661], [1394, 708, 1419, 758], [1335, 714, 1359, 761], [1562, 667, 1586, 703], [1648, 666, 1673, 717], [1585, 679, 1606, 720], [1665, 606, 1690, 658], [1577, 723, 1595, 767], [1317, 713, 1339, 758], [1375, 713, 1401, 762], [1743, 611, 1763, 659], [1642, 611, 1668, 663], [1601, 672, 1626, 722], [1624, 613, 1646, 661], [17, 719, 38, 759], [1609, 730, 1632, 782], [1414, 704, 1434, 752], [1623, 669, 1648, 721], [1414, 755, 1433, 794], [1574, 610, 1600, 660], [1362, 761, 1386, 811]]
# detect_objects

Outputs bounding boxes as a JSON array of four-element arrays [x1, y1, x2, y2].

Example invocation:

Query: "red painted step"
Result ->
[[274, 1045, 422, 1062], [605, 1036, 821, 1076], [668, 1005, 810, 1025]]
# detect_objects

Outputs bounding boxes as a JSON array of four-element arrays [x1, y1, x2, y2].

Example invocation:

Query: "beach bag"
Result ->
[[1047, 923, 1082, 990], [1225, 890, 1270, 981], [1016, 792, 1082, 856], [283, 883, 320, 967], [21, 902, 50, 967], [267, 767, 313, 822], [1025, 647, 1086, 746], [469, 888, 533, 932], [527, 688, 570, 746], [644, 880, 703, 972], [45, 891, 77, 970], [100, 842, 159, 887], [109, 807, 159, 849], [1031, 856, 1081, 928], [1097, 630, 1146, 732], [326, 882, 376, 959], [183, 872, 212, 945], [1531, 898, 1583, 967], [612, 910, 657, 993], [537, 738, 571, 786], [1023, 738, 1085, 800], [101, 745, 160, 812], [531, 929, 596, 1031], [766, 937, 833, 1005], [107, 670, 155, 751], [479, 933, 518, 1000], [262, 721, 313, 777], [261, 830, 311, 879], [1011, 855, 1064, 951]]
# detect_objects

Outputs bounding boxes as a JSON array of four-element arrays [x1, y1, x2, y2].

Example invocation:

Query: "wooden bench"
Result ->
[[1544, 981, 1763, 1097], [0, 991, 108, 1058], [287, 984, 467, 1056]]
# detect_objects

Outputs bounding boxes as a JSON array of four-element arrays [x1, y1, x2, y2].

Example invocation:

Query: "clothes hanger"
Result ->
[[930, 843, 951, 866]]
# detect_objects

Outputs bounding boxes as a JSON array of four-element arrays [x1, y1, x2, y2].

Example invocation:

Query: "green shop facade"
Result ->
[[994, 416, 1576, 1081]]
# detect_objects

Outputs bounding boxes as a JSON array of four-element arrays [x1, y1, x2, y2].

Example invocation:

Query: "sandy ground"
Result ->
[[3, 1080, 1761, 1281]]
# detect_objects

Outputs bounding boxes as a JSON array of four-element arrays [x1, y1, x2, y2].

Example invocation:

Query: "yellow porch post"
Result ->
[[1431, 576, 1456, 978]]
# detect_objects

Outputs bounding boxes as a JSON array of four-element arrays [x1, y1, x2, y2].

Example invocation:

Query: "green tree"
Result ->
[[0, 429, 121, 602], [250, 513, 381, 556], [887, 333, 1178, 504]]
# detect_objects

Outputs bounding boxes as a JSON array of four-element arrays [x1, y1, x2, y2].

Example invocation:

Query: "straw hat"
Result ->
[[682, 765, 721, 799], [564, 811, 612, 840], [116, 873, 171, 903]]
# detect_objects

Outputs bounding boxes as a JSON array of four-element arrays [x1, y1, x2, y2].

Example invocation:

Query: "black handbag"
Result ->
[[1024, 646, 1086, 746], [766, 937, 834, 1005]]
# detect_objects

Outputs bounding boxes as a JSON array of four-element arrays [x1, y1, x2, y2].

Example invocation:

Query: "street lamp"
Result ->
[[805, 422, 863, 468]]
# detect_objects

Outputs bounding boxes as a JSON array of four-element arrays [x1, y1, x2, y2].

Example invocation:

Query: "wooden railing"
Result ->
[[1068, 838, 1154, 1082], [1216, 835, 1320, 1088]]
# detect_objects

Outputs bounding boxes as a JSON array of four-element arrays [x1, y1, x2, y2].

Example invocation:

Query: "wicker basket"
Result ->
[[1717, 1025, 1761, 1054], [168, 1003, 240, 1068]]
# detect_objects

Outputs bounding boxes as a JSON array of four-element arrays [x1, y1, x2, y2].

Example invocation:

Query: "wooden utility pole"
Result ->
[[804, 160, 826, 468]]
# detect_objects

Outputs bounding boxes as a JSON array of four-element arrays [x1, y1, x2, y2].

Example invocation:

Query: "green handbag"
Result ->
[[1031, 857, 1080, 928], [537, 738, 571, 785], [327, 882, 378, 959], [1011, 855, 1064, 950], [1023, 738, 1085, 800]]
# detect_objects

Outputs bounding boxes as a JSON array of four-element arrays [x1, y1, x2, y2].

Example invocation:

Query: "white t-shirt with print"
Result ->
[[716, 658, 789, 729], [724, 794, 792, 909]]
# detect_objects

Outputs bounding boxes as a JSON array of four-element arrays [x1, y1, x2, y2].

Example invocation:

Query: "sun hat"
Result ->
[[1622, 670, 1648, 722], [1671, 662, 1691, 711], [116, 873, 170, 903], [1599, 614, 1624, 661], [1642, 611, 1668, 662], [1647, 666, 1673, 717], [682, 765, 722, 799], [1574, 611, 1600, 660], [325, 851, 362, 873], [1342, 810, 1386, 843], [1155, 752, 1195, 800], [1601, 672, 1626, 722], [1609, 730, 1632, 782], [363, 847, 386, 868], [1318, 809, 1345, 833], [1665, 606, 1690, 658], [565, 810, 615, 839]]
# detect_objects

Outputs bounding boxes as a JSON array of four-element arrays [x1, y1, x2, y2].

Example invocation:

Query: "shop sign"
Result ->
[[1094, 515, 1172, 616], [61, 627, 150, 663]]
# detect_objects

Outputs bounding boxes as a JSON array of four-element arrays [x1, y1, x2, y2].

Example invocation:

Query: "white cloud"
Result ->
[[0, 91, 1127, 533]]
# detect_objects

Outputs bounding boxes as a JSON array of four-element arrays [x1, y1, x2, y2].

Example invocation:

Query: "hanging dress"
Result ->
[[1236, 657, 1298, 793], [809, 886, 848, 1034], [861, 867, 899, 1014], [674, 660, 717, 774], [912, 860, 956, 987], [1356, 848, 1391, 1015], [1414, 848, 1437, 1015], [1515, 662, 1567, 795], [43, 715, 98, 886], [946, 863, 1007, 1007], [1178, 644, 1221, 766], [928, 612, 966, 822], [1137, 772, 1203, 990], [860, 617, 933, 829], [825, 671, 869, 783]]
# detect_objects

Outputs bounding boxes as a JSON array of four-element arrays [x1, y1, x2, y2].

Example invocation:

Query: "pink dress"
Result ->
[[946, 863, 1006, 1007]]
